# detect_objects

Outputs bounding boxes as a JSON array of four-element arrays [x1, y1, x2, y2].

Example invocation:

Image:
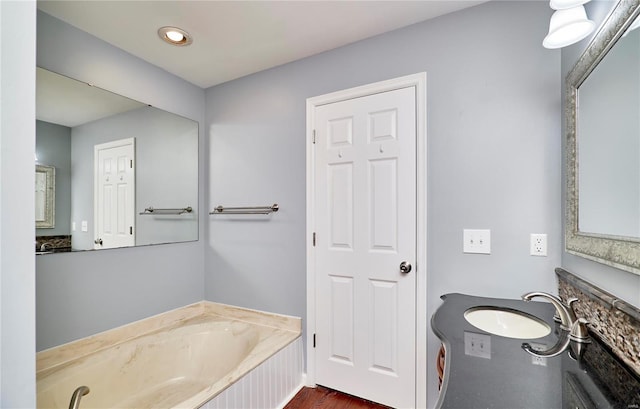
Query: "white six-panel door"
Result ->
[[94, 138, 135, 249], [313, 86, 417, 408]]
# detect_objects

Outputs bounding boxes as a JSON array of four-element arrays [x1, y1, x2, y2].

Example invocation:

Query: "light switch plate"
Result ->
[[464, 331, 491, 359], [463, 229, 491, 254]]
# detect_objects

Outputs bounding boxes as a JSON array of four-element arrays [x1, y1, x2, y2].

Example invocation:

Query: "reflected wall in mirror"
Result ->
[[36, 67, 199, 254], [566, 1, 640, 274]]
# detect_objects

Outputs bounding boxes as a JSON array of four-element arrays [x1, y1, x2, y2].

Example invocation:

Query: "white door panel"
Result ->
[[314, 86, 416, 408], [328, 163, 354, 250]]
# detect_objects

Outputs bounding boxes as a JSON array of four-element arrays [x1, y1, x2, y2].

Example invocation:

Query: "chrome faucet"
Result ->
[[68, 386, 90, 409], [521, 291, 590, 343], [564, 298, 590, 342], [40, 243, 49, 252], [522, 292, 572, 330], [522, 318, 589, 357], [522, 330, 571, 358]]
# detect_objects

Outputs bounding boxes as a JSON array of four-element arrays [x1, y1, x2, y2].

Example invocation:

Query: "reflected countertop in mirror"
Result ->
[[35, 67, 199, 254]]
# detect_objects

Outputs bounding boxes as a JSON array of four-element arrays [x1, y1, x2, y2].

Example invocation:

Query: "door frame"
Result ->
[[306, 73, 427, 408]]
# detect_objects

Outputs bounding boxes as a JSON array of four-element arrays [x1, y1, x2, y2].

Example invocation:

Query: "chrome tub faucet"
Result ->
[[68, 386, 90, 409]]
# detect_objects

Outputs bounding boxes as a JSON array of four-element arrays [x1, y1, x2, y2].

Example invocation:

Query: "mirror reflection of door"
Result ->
[[94, 138, 135, 249]]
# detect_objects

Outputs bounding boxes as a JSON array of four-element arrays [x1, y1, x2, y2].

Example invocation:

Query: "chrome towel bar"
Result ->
[[210, 204, 279, 215], [140, 206, 193, 215]]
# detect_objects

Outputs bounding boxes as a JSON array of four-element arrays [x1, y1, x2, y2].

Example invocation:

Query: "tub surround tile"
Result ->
[[37, 302, 205, 374], [203, 301, 301, 332], [36, 301, 301, 377], [556, 267, 640, 376], [36, 301, 302, 408]]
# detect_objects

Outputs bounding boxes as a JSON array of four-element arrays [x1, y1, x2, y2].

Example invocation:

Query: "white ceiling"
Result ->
[[37, 0, 487, 89]]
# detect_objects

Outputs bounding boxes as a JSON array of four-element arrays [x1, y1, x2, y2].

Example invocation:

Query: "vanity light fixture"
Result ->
[[549, 0, 590, 10], [543, 5, 595, 49], [158, 26, 193, 46]]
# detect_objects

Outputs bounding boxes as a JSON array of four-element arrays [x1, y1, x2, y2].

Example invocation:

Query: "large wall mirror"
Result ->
[[566, 1, 640, 274], [35, 67, 198, 254]]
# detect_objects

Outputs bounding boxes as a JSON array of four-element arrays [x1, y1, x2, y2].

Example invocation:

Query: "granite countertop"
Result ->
[[35, 247, 72, 255], [432, 293, 640, 409]]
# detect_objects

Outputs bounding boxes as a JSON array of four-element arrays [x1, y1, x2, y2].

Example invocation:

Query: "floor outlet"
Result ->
[[530, 233, 547, 256]]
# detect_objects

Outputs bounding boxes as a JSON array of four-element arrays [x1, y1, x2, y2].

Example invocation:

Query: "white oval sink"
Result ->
[[464, 306, 551, 339]]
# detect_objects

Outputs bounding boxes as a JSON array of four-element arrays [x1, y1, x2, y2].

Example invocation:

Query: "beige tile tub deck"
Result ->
[[36, 301, 301, 408]]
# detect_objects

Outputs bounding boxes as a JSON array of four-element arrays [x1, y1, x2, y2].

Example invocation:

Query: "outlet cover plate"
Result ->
[[528, 342, 548, 366], [530, 233, 547, 256]]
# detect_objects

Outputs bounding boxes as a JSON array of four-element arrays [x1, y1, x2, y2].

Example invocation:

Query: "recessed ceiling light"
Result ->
[[158, 26, 193, 46]]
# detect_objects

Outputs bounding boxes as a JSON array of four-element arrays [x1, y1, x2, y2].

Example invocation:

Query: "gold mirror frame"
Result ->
[[566, 0, 640, 275]]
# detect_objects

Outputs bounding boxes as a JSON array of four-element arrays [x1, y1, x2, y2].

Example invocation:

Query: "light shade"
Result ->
[[543, 6, 595, 49], [550, 0, 590, 11]]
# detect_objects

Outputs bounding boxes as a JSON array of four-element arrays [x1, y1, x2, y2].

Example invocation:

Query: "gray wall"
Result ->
[[1, 1, 36, 406], [204, 2, 561, 406], [561, 0, 640, 307], [35, 11, 206, 351], [10, 2, 638, 407], [36, 120, 72, 237], [70, 106, 198, 250]]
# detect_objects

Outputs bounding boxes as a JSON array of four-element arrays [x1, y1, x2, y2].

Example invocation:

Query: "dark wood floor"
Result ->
[[284, 386, 392, 409]]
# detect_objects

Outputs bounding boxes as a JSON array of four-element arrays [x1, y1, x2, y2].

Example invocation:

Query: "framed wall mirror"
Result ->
[[35, 164, 55, 229], [566, 0, 640, 275], [35, 67, 199, 254]]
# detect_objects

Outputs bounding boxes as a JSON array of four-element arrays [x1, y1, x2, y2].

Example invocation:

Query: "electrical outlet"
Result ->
[[530, 233, 547, 256], [531, 355, 547, 366], [464, 331, 491, 359], [463, 229, 491, 254]]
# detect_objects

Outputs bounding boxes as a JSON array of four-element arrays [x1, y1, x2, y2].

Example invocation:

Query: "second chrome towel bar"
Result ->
[[210, 204, 279, 215]]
